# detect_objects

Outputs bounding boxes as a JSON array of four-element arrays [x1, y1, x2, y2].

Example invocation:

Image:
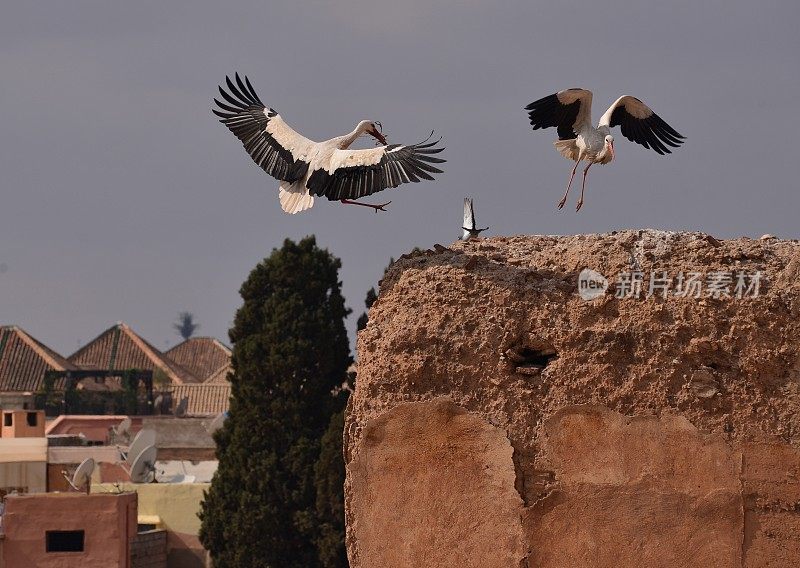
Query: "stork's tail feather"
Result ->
[[279, 183, 314, 214], [554, 139, 580, 161]]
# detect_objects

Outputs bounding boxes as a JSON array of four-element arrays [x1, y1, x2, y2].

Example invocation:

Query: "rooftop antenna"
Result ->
[[206, 412, 227, 434], [175, 396, 189, 418], [129, 446, 158, 484], [62, 458, 95, 494]]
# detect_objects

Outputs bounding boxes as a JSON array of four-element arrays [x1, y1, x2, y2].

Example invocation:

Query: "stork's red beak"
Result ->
[[368, 127, 387, 145], [609, 141, 615, 160]]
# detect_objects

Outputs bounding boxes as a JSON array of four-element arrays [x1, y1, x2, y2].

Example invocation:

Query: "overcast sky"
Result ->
[[1, 1, 798, 356]]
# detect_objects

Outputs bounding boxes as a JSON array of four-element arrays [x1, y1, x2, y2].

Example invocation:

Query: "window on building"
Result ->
[[3, 413, 11, 427], [46, 530, 85, 553], [26, 412, 38, 427]]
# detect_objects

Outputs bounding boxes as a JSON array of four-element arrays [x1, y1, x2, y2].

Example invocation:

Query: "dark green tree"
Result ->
[[199, 236, 352, 567], [313, 406, 349, 567]]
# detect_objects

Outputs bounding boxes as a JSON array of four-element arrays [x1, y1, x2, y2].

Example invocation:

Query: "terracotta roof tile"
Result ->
[[169, 384, 231, 416], [203, 363, 232, 385], [69, 323, 200, 384], [166, 337, 231, 382], [0, 325, 78, 392]]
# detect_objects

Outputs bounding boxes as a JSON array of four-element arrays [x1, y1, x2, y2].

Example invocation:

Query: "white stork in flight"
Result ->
[[213, 74, 446, 214], [525, 89, 685, 211]]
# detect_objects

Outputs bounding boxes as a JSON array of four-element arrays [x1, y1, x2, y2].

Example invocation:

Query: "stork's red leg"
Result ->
[[340, 199, 391, 212], [559, 160, 581, 210], [576, 162, 593, 212]]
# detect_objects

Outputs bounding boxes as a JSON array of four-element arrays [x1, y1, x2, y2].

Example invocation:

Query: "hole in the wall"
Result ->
[[505, 342, 559, 375]]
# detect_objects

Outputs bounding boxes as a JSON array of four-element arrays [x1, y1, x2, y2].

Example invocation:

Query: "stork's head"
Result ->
[[604, 135, 615, 161], [360, 120, 387, 145]]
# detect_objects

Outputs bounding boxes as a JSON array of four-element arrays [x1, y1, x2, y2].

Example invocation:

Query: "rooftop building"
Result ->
[[1, 492, 141, 567]]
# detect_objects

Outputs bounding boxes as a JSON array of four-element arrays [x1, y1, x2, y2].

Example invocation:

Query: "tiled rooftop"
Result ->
[[169, 384, 231, 416], [0, 325, 77, 392], [166, 337, 231, 383], [69, 323, 200, 384]]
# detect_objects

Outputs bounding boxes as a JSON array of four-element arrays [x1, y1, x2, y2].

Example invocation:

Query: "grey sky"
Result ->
[[1, 1, 798, 355]]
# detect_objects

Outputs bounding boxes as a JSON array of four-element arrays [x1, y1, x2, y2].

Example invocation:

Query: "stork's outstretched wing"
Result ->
[[525, 89, 594, 140], [213, 73, 315, 182], [599, 96, 685, 155], [306, 135, 445, 201]]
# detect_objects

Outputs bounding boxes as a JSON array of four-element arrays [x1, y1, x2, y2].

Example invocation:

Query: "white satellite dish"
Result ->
[[63, 458, 95, 494], [206, 412, 227, 434], [110, 416, 132, 444], [175, 396, 189, 417], [125, 429, 156, 467], [129, 445, 158, 484], [153, 394, 164, 415], [116, 417, 132, 436]]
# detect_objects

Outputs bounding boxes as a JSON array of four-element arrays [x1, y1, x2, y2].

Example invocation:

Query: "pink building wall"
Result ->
[[1, 410, 45, 438], [1, 492, 137, 567], [45, 415, 143, 445]]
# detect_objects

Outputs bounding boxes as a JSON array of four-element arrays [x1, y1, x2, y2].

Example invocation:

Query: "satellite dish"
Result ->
[[206, 412, 227, 434], [63, 458, 95, 494], [129, 446, 157, 483], [116, 417, 132, 436], [126, 429, 156, 466], [110, 417, 132, 444], [175, 396, 189, 417], [153, 394, 164, 415]]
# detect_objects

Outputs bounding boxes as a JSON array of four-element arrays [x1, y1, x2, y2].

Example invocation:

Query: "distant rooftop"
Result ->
[[166, 337, 231, 383], [169, 384, 231, 416], [0, 325, 78, 392], [69, 323, 199, 384]]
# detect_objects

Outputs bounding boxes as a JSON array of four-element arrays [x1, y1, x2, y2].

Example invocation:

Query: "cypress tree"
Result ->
[[200, 236, 352, 567]]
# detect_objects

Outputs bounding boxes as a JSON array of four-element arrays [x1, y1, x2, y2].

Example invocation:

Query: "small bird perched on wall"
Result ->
[[525, 89, 685, 212], [461, 198, 488, 240]]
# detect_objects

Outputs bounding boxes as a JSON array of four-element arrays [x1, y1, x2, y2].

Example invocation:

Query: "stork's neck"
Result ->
[[337, 121, 370, 149]]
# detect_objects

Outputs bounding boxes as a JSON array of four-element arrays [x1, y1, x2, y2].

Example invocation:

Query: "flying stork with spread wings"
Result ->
[[213, 74, 446, 214], [525, 89, 685, 211]]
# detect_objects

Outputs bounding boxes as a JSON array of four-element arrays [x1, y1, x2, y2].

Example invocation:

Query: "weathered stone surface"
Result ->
[[741, 442, 800, 566], [345, 398, 526, 568], [527, 406, 743, 568], [346, 230, 800, 567]]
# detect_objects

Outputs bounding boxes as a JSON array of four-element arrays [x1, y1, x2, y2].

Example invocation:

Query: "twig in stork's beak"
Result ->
[[367, 123, 387, 146]]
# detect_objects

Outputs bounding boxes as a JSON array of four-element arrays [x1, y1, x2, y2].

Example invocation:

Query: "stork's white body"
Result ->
[[277, 126, 371, 214], [555, 125, 614, 165]]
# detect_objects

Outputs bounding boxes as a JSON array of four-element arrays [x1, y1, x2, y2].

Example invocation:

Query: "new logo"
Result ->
[[578, 268, 608, 300]]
